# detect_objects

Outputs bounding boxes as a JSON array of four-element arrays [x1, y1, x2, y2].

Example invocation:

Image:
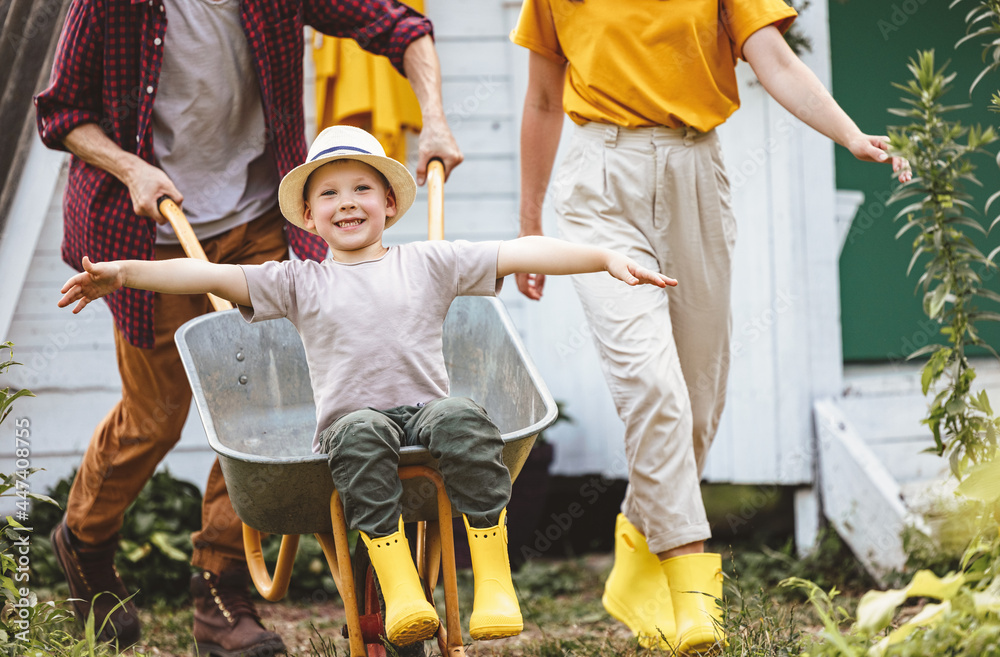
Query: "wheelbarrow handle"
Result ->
[[427, 158, 445, 241], [156, 196, 234, 312]]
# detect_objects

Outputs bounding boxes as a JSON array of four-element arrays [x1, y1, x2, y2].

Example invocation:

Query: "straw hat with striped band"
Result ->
[[278, 125, 416, 233]]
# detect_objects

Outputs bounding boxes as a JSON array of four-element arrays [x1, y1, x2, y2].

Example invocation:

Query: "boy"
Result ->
[[59, 125, 676, 646]]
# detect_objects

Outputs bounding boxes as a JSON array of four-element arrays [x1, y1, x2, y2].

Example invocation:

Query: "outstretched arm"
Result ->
[[497, 236, 677, 288], [743, 26, 911, 183], [58, 257, 251, 314]]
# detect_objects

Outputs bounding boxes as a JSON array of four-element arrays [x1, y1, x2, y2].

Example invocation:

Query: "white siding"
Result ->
[[1, 0, 843, 498]]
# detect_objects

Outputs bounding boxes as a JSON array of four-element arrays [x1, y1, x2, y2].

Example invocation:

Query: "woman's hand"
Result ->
[[847, 134, 912, 184], [744, 26, 912, 185]]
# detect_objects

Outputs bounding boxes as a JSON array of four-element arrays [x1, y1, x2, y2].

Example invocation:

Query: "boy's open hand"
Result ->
[[58, 257, 125, 313], [608, 256, 678, 288]]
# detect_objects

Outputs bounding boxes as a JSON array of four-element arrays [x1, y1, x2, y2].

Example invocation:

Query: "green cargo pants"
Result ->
[[319, 397, 511, 537]]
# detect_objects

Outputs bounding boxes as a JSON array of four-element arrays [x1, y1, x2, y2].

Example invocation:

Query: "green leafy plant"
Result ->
[[788, 563, 1000, 657], [886, 50, 1000, 475], [0, 343, 33, 427], [794, 13, 1000, 653], [728, 529, 875, 599], [952, 0, 1000, 94], [117, 470, 202, 604], [32, 469, 200, 607], [959, 0, 1000, 124], [0, 344, 124, 656], [0, 472, 77, 657], [781, 578, 869, 657], [34, 468, 342, 607]]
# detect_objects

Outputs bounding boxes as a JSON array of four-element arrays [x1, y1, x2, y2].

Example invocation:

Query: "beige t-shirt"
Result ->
[[239, 240, 503, 452]]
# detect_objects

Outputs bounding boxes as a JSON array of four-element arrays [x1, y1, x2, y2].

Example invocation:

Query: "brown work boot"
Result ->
[[49, 519, 141, 648], [191, 568, 286, 657]]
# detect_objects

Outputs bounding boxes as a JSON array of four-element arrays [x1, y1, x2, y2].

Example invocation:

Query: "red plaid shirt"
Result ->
[[35, 0, 432, 348]]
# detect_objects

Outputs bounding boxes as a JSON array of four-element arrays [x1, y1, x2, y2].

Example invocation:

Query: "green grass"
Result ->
[[31, 530, 874, 656]]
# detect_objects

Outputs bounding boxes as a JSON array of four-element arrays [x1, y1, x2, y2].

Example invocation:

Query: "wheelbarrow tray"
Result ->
[[175, 296, 558, 536]]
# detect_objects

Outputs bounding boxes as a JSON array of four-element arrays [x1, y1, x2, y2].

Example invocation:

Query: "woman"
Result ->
[[510, 1, 908, 652]]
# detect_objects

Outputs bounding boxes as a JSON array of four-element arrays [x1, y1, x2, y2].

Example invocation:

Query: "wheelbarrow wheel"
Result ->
[[352, 535, 428, 657]]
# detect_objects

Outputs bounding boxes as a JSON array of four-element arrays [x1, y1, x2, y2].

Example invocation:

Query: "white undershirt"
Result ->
[[152, 0, 279, 243]]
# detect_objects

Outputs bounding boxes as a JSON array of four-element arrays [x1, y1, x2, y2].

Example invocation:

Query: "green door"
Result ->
[[830, 1, 1000, 361]]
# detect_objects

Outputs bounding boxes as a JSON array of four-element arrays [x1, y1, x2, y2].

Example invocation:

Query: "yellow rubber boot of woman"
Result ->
[[601, 514, 676, 649], [464, 509, 523, 640], [661, 553, 727, 655], [360, 518, 439, 646]]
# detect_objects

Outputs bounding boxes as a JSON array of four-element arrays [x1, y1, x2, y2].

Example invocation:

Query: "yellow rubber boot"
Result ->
[[601, 514, 676, 649], [360, 518, 439, 646], [661, 553, 727, 655], [465, 509, 523, 640]]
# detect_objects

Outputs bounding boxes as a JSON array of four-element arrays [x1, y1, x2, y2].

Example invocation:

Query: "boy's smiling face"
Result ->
[[303, 159, 397, 263]]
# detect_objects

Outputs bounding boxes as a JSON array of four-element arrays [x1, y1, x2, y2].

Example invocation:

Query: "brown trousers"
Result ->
[[65, 209, 288, 573]]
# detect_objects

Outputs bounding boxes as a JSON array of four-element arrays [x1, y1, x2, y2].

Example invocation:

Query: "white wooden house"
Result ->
[[0, 0, 963, 577]]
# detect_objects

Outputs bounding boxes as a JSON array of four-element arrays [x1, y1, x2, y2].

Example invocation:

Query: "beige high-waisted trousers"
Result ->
[[554, 123, 735, 553]]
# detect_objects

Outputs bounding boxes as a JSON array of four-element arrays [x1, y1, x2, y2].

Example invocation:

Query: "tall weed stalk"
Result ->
[[796, 11, 1000, 655], [886, 50, 1000, 476]]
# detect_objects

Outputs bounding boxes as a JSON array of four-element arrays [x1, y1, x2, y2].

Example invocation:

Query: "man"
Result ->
[[34, 1, 462, 654]]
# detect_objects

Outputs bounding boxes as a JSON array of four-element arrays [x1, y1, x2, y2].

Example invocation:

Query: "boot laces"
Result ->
[[212, 574, 262, 624], [76, 544, 128, 596]]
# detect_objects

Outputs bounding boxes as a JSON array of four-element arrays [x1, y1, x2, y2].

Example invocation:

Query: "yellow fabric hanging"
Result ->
[[313, 1, 424, 163]]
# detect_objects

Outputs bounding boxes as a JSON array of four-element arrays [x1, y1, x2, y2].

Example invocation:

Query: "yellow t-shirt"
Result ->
[[510, 0, 797, 131]]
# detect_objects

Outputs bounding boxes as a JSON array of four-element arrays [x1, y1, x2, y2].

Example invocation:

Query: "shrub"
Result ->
[[1, 342, 122, 656], [31, 469, 201, 607], [33, 468, 343, 607]]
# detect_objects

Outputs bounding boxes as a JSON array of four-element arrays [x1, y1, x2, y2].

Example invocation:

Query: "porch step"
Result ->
[[815, 357, 1000, 581]]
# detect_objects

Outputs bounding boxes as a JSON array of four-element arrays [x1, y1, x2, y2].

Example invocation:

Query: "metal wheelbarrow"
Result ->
[[166, 161, 558, 656]]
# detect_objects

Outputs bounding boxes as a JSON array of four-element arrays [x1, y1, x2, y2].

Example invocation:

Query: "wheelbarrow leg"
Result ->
[[313, 532, 344, 594], [421, 519, 451, 657], [415, 521, 426, 581], [400, 466, 465, 657], [242, 525, 299, 602], [317, 490, 366, 657], [418, 520, 442, 593]]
